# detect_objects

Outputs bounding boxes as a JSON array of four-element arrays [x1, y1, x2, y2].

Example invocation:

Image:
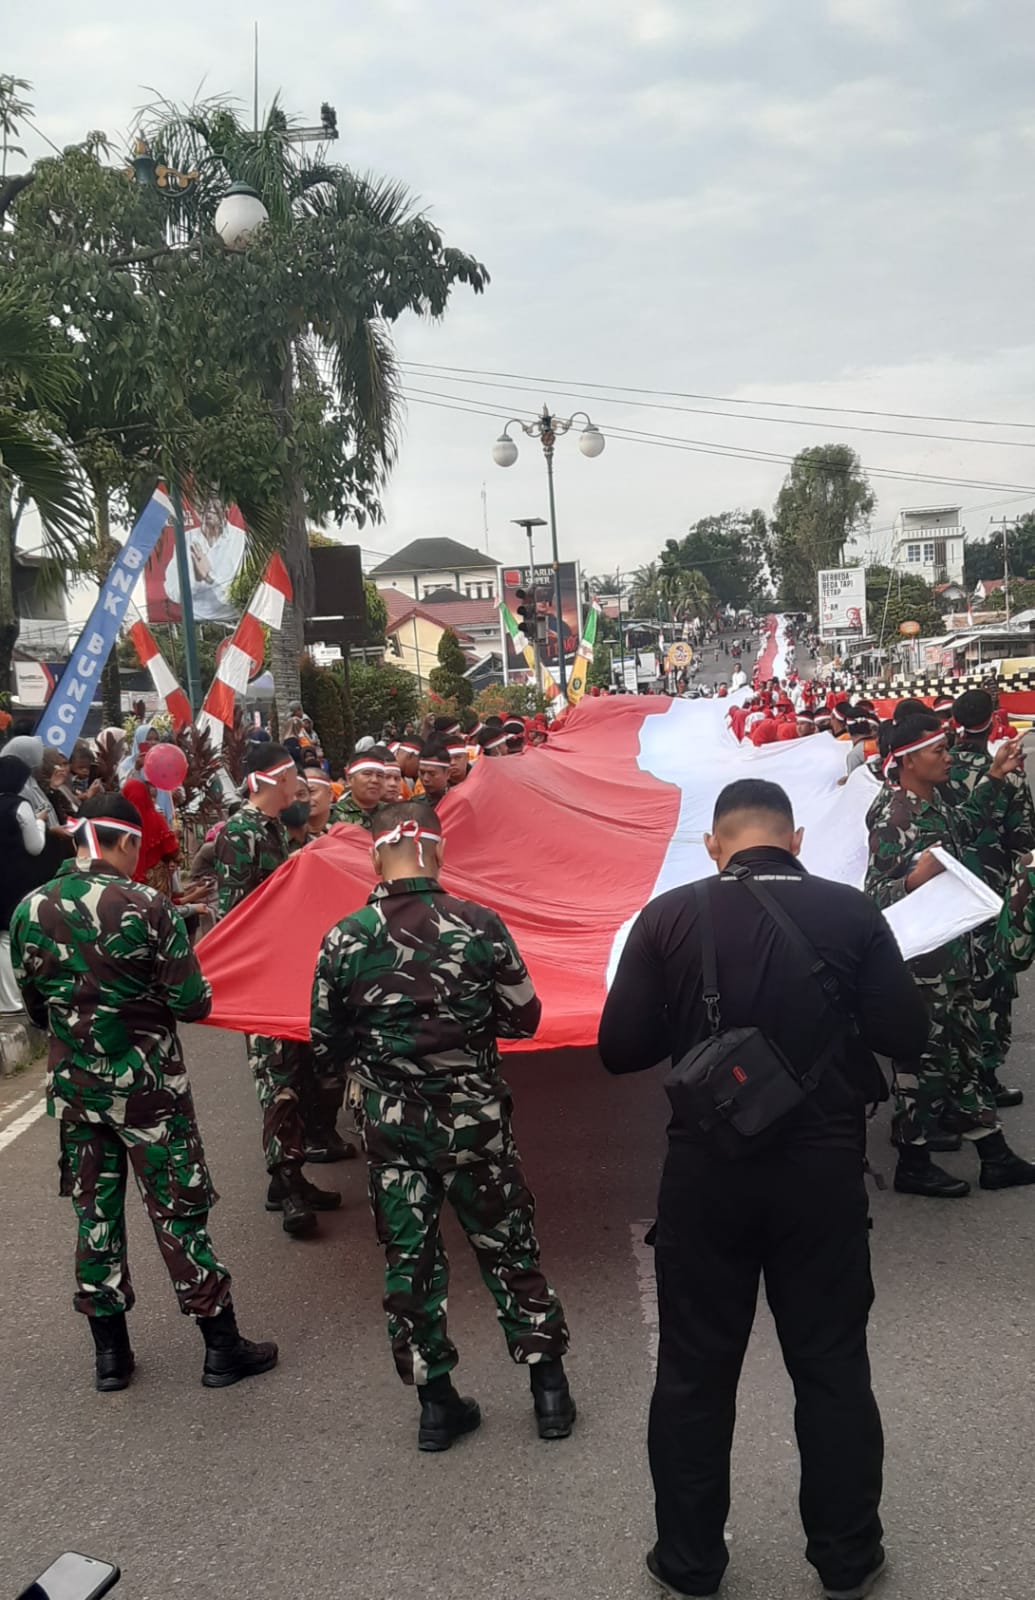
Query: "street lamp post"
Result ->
[[126, 139, 270, 715], [493, 406, 604, 696], [512, 516, 547, 690]]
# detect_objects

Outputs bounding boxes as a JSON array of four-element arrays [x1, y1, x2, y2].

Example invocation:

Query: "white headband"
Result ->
[[247, 759, 295, 795], [419, 758, 450, 770]]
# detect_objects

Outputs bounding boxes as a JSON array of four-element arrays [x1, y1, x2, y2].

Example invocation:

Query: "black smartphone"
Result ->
[[17, 1552, 120, 1600]]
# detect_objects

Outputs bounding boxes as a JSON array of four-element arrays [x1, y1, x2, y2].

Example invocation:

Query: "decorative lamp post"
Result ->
[[492, 406, 605, 695], [214, 180, 270, 251]]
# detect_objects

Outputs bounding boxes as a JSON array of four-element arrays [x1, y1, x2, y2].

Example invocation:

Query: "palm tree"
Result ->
[[630, 562, 664, 617], [0, 285, 88, 685], [140, 95, 488, 714], [660, 566, 713, 624]]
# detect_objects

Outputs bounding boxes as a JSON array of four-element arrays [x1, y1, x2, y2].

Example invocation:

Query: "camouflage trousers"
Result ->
[[353, 1082, 570, 1386], [245, 1034, 308, 1172], [59, 1100, 231, 1320], [971, 930, 1017, 1085], [893, 977, 999, 1147]]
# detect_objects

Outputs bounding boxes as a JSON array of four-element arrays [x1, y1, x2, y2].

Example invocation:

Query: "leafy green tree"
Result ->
[[965, 515, 1035, 587], [629, 562, 663, 617], [769, 446, 875, 609], [300, 654, 346, 773], [140, 95, 488, 718], [338, 659, 419, 738], [428, 626, 473, 706], [864, 565, 943, 645], [661, 509, 769, 610], [0, 284, 88, 689], [983, 578, 1035, 614], [364, 580, 388, 641]]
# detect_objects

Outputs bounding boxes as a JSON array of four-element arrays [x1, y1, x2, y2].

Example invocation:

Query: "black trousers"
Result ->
[[649, 1142, 883, 1596]]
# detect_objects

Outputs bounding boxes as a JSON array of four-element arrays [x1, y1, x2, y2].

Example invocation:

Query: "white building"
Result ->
[[369, 537, 497, 602], [891, 505, 966, 586], [844, 505, 966, 587]]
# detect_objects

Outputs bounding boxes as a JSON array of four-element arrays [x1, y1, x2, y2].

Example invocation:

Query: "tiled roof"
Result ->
[[379, 589, 500, 631], [369, 537, 493, 576]]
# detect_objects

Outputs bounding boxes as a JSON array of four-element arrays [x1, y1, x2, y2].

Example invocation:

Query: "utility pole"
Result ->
[[512, 516, 547, 692], [990, 515, 1015, 625]]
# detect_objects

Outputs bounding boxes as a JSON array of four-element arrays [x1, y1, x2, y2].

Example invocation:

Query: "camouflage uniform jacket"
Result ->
[[310, 876, 541, 1102], [9, 862, 211, 1126], [330, 791, 378, 830], [949, 738, 1035, 894], [865, 777, 1009, 983], [213, 805, 289, 918]]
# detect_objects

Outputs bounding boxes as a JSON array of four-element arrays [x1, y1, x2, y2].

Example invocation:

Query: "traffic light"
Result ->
[[516, 588, 536, 633]]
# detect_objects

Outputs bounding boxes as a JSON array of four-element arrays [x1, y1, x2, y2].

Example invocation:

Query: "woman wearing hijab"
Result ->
[[4, 733, 57, 825], [117, 722, 159, 786], [39, 749, 79, 825], [0, 754, 47, 1012], [121, 777, 180, 894]]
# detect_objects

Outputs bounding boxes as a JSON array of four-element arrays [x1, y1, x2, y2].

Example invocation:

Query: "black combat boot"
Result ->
[[88, 1312, 134, 1392], [893, 1146, 970, 1198], [199, 1304, 278, 1388], [530, 1358, 576, 1440], [416, 1375, 481, 1452], [264, 1164, 338, 1234], [304, 1082, 358, 1163], [990, 1075, 1024, 1109], [977, 1130, 1035, 1189]]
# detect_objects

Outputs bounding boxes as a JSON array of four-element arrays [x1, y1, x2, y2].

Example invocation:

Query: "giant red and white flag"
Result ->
[[197, 553, 292, 748], [197, 617, 1000, 1046]]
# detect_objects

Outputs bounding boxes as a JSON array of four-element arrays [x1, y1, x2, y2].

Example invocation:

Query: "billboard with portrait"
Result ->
[[498, 562, 583, 683], [144, 492, 248, 626]]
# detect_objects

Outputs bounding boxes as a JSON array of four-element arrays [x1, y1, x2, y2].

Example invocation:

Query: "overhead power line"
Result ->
[[399, 387, 1035, 498], [402, 359, 1035, 432], [398, 365, 1035, 451]]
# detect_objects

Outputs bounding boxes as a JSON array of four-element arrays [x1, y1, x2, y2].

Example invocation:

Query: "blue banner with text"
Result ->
[[36, 487, 174, 753]]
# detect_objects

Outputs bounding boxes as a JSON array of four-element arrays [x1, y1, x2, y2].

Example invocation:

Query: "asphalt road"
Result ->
[[2, 1000, 1035, 1600]]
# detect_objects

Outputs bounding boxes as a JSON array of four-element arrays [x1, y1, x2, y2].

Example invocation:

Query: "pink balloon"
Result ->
[[142, 742, 188, 792]]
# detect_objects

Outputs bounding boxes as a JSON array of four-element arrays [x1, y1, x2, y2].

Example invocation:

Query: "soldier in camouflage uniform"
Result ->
[[948, 689, 1034, 1107], [9, 792, 277, 1393], [282, 772, 355, 1163], [213, 744, 341, 1234], [311, 799, 573, 1452], [865, 714, 1035, 1198], [330, 748, 386, 829], [415, 737, 452, 810]]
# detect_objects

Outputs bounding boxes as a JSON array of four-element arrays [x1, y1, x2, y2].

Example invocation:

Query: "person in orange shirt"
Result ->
[[391, 737, 423, 799]]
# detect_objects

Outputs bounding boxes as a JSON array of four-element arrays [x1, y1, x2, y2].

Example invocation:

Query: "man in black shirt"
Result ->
[[599, 779, 927, 1600]]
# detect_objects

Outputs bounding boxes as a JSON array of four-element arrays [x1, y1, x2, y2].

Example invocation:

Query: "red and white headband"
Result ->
[[347, 759, 385, 776], [72, 815, 143, 859], [890, 731, 946, 761], [305, 773, 334, 788], [445, 742, 468, 757], [952, 717, 992, 735], [419, 757, 450, 770], [484, 733, 509, 751], [247, 758, 295, 795], [373, 818, 443, 850]]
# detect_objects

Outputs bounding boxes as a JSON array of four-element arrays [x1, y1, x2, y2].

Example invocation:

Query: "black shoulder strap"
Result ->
[[733, 872, 846, 1014], [693, 880, 722, 1035]]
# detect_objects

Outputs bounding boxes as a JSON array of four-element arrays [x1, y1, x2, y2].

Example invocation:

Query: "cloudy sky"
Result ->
[[10, 0, 1035, 585]]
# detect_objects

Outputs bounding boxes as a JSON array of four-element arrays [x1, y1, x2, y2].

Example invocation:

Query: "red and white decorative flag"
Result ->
[[197, 553, 292, 749], [129, 620, 193, 730]]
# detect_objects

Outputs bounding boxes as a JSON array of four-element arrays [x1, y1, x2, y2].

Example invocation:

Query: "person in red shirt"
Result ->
[[750, 715, 780, 748]]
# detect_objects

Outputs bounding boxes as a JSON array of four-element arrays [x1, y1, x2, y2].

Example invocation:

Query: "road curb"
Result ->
[[0, 1016, 44, 1076]]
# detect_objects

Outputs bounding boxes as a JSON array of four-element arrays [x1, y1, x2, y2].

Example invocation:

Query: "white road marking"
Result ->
[[0, 1097, 47, 1154], [630, 1220, 659, 1367], [0, 1089, 37, 1124]]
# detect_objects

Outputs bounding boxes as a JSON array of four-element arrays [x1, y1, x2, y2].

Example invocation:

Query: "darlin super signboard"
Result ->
[[818, 567, 867, 640]]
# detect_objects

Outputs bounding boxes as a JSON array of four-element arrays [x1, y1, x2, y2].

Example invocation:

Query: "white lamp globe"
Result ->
[[579, 422, 605, 459], [492, 435, 519, 468], [215, 182, 269, 251]]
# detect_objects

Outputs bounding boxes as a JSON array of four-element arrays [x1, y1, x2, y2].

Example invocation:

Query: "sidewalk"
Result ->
[[0, 1014, 44, 1076]]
